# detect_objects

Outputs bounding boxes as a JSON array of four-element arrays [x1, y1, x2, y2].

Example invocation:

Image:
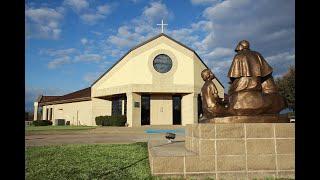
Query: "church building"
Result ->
[[33, 33, 224, 127]]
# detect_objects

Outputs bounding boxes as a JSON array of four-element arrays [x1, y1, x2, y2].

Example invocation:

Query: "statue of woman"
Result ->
[[200, 69, 227, 120]]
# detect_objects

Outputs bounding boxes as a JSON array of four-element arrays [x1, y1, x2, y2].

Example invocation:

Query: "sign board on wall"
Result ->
[[134, 102, 140, 108]]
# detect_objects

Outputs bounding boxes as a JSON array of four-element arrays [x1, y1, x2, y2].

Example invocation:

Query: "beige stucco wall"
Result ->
[[91, 98, 111, 123], [42, 100, 93, 126], [150, 94, 173, 125], [42, 106, 47, 120], [126, 92, 141, 127], [181, 93, 198, 126]]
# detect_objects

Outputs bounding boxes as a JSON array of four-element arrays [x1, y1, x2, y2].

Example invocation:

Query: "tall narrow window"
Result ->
[[141, 95, 150, 125], [124, 98, 127, 115], [46, 108, 49, 120], [112, 98, 122, 116], [172, 95, 181, 125], [50, 108, 53, 120]]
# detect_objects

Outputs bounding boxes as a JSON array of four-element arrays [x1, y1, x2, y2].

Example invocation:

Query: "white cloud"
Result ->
[[168, 28, 199, 46], [48, 56, 71, 69], [260, 28, 295, 43], [190, 0, 218, 5], [63, 0, 89, 12], [131, 0, 143, 3], [108, 35, 134, 48], [81, 38, 88, 45], [203, 0, 251, 20], [193, 32, 215, 53], [63, 0, 113, 25], [83, 72, 100, 83], [91, 31, 102, 36], [191, 21, 214, 32], [74, 54, 103, 62], [266, 52, 295, 65], [108, 25, 156, 48], [143, 2, 171, 23], [40, 48, 77, 57], [200, 0, 295, 54], [204, 47, 234, 59], [264, 52, 295, 77], [80, 13, 105, 24], [106, 1, 173, 49], [25, 7, 63, 39], [26, 7, 63, 23], [97, 4, 111, 15], [186, 0, 294, 87], [99, 60, 113, 69]]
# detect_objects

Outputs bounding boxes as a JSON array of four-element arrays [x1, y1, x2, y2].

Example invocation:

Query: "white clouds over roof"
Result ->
[[26, 7, 64, 39], [48, 56, 71, 69]]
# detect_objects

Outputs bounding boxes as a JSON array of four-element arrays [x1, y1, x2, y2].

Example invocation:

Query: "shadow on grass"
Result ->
[[106, 156, 148, 175]]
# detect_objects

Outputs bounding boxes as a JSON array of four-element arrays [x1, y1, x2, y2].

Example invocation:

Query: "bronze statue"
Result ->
[[200, 69, 228, 120], [199, 40, 287, 123], [227, 40, 286, 115]]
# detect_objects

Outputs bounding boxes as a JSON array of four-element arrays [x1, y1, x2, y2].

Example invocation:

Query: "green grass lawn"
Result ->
[[25, 142, 293, 180], [26, 143, 153, 180]]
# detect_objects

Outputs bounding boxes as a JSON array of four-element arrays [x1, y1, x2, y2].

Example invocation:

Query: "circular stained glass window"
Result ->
[[153, 54, 172, 73]]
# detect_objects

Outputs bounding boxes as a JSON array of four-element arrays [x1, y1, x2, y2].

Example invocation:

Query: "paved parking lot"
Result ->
[[25, 126, 185, 146]]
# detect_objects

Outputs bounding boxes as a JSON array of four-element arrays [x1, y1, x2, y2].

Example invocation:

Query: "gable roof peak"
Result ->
[[91, 33, 224, 88]]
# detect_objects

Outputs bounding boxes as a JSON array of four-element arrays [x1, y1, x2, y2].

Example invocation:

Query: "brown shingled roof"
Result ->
[[40, 96, 60, 102], [38, 87, 91, 106]]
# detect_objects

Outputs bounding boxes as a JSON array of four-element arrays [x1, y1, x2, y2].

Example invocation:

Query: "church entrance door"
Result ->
[[150, 94, 173, 125]]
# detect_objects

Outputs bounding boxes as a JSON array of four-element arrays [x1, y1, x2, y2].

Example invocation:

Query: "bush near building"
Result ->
[[95, 115, 126, 126], [32, 120, 53, 126]]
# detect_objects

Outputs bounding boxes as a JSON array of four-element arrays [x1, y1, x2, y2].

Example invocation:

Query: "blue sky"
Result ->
[[25, 0, 295, 111]]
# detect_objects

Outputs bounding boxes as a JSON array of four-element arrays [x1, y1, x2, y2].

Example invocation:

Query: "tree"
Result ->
[[275, 66, 295, 112]]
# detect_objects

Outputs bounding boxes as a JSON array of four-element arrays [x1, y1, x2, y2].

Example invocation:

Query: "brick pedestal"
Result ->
[[148, 123, 295, 179], [185, 123, 295, 179]]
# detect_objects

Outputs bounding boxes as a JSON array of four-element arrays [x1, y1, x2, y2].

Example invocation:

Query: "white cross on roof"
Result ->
[[157, 19, 168, 33]]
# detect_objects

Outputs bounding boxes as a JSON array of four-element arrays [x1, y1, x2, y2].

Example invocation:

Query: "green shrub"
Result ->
[[108, 115, 127, 126], [95, 116, 104, 126], [95, 115, 126, 126], [32, 120, 53, 126]]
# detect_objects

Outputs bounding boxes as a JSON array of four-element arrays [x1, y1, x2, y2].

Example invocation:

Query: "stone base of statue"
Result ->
[[148, 122, 295, 179], [199, 114, 290, 124]]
